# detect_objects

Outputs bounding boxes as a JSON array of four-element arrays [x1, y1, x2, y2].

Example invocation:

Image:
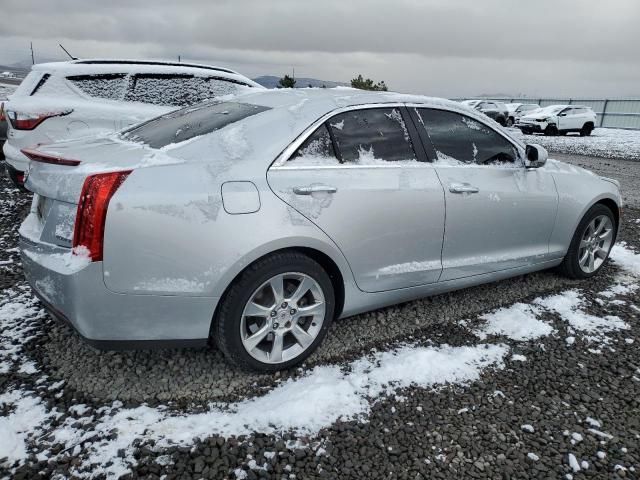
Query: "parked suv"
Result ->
[[3, 59, 262, 187], [461, 100, 509, 126], [506, 103, 540, 127], [516, 105, 597, 136]]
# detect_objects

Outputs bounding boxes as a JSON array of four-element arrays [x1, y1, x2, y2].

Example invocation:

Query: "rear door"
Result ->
[[411, 107, 558, 281], [267, 106, 446, 293]]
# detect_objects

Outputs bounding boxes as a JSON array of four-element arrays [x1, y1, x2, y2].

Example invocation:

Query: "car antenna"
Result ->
[[59, 43, 78, 60]]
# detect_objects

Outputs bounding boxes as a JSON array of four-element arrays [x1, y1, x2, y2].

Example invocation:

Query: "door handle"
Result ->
[[449, 183, 479, 194], [293, 185, 337, 195]]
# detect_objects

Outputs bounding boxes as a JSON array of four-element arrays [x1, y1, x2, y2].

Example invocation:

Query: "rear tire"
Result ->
[[558, 204, 616, 279], [213, 251, 335, 372], [506, 117, 514, 127]]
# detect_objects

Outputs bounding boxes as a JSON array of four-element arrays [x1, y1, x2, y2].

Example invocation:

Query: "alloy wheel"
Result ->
[[240, 272, 326, 364], [578, 215, 614, 273]]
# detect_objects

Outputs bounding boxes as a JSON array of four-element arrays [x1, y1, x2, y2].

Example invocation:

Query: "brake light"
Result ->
[[73, 170, 132, 262], [8, 109, 72, 130], [21, 148, 81, 166]]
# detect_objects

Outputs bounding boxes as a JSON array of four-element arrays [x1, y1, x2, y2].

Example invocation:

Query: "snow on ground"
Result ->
[[508, 127, 640, 161], [0, 82, 17, 100], [1, 242, 639, 477]]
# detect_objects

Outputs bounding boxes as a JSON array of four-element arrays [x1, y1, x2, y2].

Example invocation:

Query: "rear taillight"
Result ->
[[7, 109, 72, 130], [73, 170, 132, 262], [21, 148, 81, 166], [0, 103, 5, 122]]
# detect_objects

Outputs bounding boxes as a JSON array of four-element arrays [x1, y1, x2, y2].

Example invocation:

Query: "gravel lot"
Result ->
[[1, 154, 640, 479]]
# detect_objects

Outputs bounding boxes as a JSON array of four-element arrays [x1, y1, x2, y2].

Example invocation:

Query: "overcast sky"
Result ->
[[1, 0, 638, 97]]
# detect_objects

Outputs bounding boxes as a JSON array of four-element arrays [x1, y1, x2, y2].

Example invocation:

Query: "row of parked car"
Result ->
[[460, 99, 598, 137], [1, 59, 620, 372]]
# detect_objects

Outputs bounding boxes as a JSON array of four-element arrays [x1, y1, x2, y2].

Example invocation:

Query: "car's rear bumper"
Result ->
[[20, 236, 216, 349]]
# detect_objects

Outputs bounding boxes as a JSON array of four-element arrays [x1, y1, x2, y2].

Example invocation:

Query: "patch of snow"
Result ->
[[535, 290, 629, 342], [527, 452, 539, 461], [567, 453, 581, 472], [521, 424, 535, 433], [475, 303, 553, 341], [511, 354, 527, 362]]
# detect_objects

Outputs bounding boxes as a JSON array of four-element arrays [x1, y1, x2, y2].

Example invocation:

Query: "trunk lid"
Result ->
[[25, 134, 182, 203]]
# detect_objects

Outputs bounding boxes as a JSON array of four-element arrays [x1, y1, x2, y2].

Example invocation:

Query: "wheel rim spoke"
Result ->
[[297, 302, 324, 317], [288, 276, 314, 304], [292, 325, 314, 348], [269, 275, 285, 305], [578, 215, 614, 274], [244, 301, 271, 318], [588, 252, 595, 271], [269, 333, 284, 362], [244, 325, 270, 352]]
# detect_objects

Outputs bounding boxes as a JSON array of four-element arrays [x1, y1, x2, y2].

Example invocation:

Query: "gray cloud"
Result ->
[[1, 0, 639, 97]]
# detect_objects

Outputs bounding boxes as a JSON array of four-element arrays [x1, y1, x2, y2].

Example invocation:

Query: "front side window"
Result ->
[[327, 108, 417, 164], [124, 74, 248, 107], [67, 74, 127, 100], [415, 108, 519, 166]]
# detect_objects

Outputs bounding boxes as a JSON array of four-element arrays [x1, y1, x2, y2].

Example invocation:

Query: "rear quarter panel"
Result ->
[[101, 160, 355, 299]]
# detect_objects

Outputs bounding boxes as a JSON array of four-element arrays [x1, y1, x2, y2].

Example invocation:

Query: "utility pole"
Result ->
[[30, 42, 35, 65], [178, 55, 181, 63]]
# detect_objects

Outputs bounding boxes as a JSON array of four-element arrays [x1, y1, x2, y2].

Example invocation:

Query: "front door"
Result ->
[[411, 107, 558, 281], [268, 106, 446, 293]]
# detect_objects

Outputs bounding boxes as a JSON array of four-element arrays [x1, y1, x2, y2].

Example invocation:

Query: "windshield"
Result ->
[[122, 101, 270, 149]]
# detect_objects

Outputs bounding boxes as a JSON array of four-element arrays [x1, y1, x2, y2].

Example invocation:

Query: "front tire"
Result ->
[[213, 251, 335, 372], [544, 125, 559, 136], [580, 123, 594, 136], [558, 204, 616, 279]]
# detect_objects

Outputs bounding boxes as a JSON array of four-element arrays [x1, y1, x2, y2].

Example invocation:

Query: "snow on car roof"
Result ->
[[30, 60, 262, 87]]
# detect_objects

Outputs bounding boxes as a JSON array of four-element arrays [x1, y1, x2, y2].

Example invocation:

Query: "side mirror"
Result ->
[[525, 144, 548, 168], [558, 113, 567, 117]]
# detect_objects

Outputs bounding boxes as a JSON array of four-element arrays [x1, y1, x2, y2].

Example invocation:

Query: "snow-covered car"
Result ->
[[3, 59, 263, 187], [506, 103, 540, 127], [515, 105, 597, 136], [461, 100, 509, 126], [20, 89, 621, 372]]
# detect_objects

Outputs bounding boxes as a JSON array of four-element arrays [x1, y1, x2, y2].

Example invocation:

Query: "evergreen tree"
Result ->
[[350, 74, 388, 91], [278, 74, 296, 88]]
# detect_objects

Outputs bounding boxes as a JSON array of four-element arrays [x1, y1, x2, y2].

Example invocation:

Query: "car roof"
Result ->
[[30, 59, 262, 87]]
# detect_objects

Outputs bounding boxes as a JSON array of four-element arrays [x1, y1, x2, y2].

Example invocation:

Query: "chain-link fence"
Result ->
[[454, 98, 640, 130]]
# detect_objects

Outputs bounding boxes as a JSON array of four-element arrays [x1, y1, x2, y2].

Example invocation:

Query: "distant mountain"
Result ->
[[253, 75, 347, 89]]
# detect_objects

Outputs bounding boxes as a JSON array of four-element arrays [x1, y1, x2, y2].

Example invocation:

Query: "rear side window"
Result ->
[[328, 108, 417, 163], [289, 125, 339, 165], [67, 74, 127, 100], [416, 108, 518, 165], [124, 74, 248, 107], [123, 101, 270, 148]]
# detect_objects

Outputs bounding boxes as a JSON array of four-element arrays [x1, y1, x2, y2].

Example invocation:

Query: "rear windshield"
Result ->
[[122, 101, 270, 148]]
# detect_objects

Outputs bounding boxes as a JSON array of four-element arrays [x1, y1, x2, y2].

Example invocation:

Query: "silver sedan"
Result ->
[[20, 89, 621, 371]]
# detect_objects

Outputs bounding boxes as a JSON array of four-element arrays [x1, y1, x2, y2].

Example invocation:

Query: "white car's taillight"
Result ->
[[73, 170, 132, 262], [7, 109, 72, 130]]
